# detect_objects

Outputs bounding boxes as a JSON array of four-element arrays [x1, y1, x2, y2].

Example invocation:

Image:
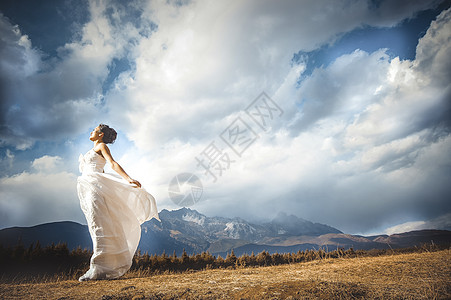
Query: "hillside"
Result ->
[[1, 250, 449, 299], [1, 208, 450, 256]]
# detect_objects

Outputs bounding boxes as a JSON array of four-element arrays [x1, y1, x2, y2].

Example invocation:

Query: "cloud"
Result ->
[[105, 0, 442, 150], [1, 0, 443, 152], [0, 0, 148, 149], [415, 5, 451, 87], [290, 49, 392, 132], [0, 149, 14, 172], [0, 155, 81, 228], [31, 155, 63, 172], [384, 221, 427, 235], [97, 1, 451, 234], [1, 0, 449, 235], [268, 8, 451, 232], [385, 213, 451, 235], [364, 0, 443, 26]]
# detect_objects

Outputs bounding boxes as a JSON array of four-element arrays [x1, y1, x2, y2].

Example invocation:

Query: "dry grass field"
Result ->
[[1, 249, 450, 299]]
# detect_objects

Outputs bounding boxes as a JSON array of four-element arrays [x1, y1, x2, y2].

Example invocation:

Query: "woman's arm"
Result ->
[[97, 143, 141, 187]]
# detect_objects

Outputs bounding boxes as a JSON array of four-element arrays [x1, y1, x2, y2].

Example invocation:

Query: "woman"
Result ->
[[77, 124, 159, 281]]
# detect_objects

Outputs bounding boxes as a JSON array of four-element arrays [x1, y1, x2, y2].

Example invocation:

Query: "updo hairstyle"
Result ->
[[98, 124, 117, 144]]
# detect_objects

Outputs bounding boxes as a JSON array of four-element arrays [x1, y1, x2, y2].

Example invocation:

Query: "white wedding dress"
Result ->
[[77, 149, 159, 281]]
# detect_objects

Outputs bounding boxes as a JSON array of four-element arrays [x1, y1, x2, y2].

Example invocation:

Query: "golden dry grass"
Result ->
[[1, 249, 450, 299]]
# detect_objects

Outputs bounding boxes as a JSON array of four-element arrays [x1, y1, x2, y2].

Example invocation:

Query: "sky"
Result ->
[[1, 0, 450, 235]]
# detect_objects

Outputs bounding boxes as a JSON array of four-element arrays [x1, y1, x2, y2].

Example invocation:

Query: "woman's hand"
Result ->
[[128, 179, 141, 188]]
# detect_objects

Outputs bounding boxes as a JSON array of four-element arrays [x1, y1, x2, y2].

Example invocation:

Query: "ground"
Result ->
[[1, 250, 450, 299]]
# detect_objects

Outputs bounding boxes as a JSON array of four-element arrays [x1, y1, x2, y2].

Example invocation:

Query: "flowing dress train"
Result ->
[[77, 149, 159, 280]]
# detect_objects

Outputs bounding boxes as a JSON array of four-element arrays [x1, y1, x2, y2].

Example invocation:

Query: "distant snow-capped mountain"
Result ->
[[154, 207, 341, 241], [1, 208, 450, 257]]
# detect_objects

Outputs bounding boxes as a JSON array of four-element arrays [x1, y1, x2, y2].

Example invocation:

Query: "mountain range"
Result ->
[[1, 208, 450, 257]]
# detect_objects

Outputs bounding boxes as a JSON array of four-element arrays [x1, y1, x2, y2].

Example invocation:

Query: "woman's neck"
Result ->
[[93, 140, 103, 148]]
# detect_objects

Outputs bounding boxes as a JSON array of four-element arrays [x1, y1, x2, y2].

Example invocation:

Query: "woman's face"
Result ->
[[89, 126, 103, 141]]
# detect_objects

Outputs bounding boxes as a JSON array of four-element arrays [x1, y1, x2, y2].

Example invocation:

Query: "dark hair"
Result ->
[[98, 124, 117, 144]]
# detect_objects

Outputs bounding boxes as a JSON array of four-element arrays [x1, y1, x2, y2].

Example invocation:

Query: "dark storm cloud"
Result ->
[[366, 0, 444, 26], [0, 13, 98, 149], [0, 0, 146, 149], [0, 0, 90, 55]]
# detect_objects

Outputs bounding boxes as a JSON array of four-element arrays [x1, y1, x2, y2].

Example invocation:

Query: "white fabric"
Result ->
[[77, 149, 159, 280]]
